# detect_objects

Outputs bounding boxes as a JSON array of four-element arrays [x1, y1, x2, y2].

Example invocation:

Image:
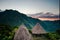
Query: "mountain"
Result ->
[[43, 20, 60, 32], [0, 9, 60, 32], [0, 9, 46, 29]]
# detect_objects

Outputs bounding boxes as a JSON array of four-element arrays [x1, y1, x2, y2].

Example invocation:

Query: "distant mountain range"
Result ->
[[28, 12, 60, 18], [43, 20, 60, 32], [0, 10, 60, 32]]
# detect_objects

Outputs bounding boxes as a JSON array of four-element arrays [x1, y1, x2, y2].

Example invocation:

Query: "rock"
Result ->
[[14, 24, 32, 40]]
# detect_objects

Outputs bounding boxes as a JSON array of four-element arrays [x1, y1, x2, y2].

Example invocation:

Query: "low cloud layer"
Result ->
[[28, 12, 60, 18]]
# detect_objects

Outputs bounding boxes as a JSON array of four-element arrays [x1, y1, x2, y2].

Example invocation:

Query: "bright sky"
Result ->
[[0, 0, 59, 14]]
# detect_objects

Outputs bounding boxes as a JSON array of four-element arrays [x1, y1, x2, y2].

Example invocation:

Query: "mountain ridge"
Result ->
[[0, 9, 60, 32], [0, 9, 46, 29]]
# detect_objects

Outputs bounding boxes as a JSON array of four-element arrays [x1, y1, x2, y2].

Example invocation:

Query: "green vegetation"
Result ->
[[28, 29, 60, 40], [0, 24, 18, 40], [32, 32, 60, 40], [45, 33, 60, 40], [0, 25, 60, 40]]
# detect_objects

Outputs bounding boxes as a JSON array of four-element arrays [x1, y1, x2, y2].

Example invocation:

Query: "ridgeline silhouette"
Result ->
[[0, 9, 60, 32]]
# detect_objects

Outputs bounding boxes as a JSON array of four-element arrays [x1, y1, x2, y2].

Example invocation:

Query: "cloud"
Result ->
[[28, 12, 60, 18]]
